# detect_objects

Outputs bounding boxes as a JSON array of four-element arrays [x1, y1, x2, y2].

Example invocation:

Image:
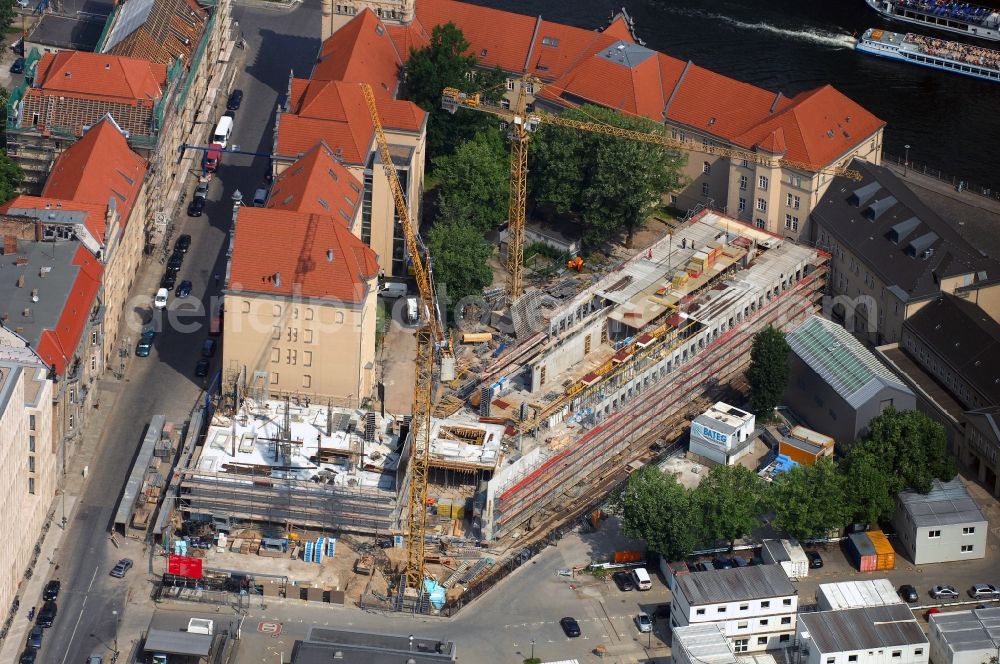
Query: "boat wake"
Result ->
[[663, 7, 857, 49]]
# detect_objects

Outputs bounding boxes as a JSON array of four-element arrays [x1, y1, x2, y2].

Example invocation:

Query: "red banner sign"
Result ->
[[167, 554, 203, 579]]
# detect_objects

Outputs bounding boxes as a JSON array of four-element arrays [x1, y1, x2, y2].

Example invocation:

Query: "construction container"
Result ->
[[867, 529, 896, 571], [761, 539, 809, 579], [462, 332, 493, 344], [690, 250, 709, 271], [672, 271, 689, 289], [437, 500, 453, 519], [452, 501, 465, 521], [847, 532, 878, 572], [613, 550, 643, 564]]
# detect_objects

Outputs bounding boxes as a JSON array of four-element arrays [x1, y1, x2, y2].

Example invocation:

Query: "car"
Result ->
[[109, 559, 133, 578], [167, 252, 183, 272], [36, 601, 56, 627], [19, 649, 36, 664], [559, 616, 581, 638], [924, 607, 942, 620], [42, 579, 60, 602], [135, 337, 152, 357], [154, 288, 168, 310], [712, 557, 733, 570], [226, 89, 243, 110], [176, 280, 193, 298], [27, 626, 43, 649], [899, 584, 919, 603], [806, 551, 823, 569], [193, 181, 209, 200], [652, 603, 671, 621], [694, 561, 714, 572], [969, 584, 1000, 599], [930, 585, 959, 599], [87, 657, 104, 664], [195, 359, 210, 377], [160, 271, 177, 289], [732, 557, 749, 567], [202, 338, 217, 358], [187, 197, 205, 217], [612, 570, 635, 592], [175, 234, 192, 253], [635, 611, 652, 633], [10, 57, 25, 74]]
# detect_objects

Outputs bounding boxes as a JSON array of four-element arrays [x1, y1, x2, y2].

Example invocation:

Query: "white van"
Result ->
[[379, 281, 407, 298], [632, 567, 652, 591], [212, 116, 233, 149]]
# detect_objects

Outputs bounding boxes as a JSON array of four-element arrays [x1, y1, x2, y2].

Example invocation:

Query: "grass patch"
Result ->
[[375, 298, 387, 351]]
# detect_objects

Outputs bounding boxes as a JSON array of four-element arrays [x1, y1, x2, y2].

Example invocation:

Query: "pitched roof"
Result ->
[[897, 477, 987, 528], [228, 208, 379, 303], [675, 564, 795, 605], [799, 605, 926, 654], [812, 160, 996, 302], [41, 118, 147, 239], [35, 244, 103, 375], [787, 315, 912, 409], [101, 0, 207, 65], [266, 142, 363, 222], [0, 196, 110, 247], [902, 293, 1000, 406], [314, 10, 404, 96], [32, 50, 167, 103]]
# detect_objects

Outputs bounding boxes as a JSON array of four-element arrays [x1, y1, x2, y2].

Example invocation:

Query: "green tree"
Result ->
[[0, 4, 14, 49], [530, 105, 685, 247], [434, 129, 509, 232], [852, 408, 956, 494], [618, 465, 699, 561], [427, 216, 493, 321], [0, 151, 23, 202], [842, 448, 894, 524], [692, 465, 766, 548], [770, 457, 851, 540], [745, 326, 791, 417]]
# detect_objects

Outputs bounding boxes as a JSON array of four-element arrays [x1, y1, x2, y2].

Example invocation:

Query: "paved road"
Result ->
[[38, 2, 322, 661]]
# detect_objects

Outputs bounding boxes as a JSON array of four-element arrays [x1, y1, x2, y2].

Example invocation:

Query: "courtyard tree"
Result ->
[[433, 129, 509, 232], [618, 465, 699, 561], [851, 408, 956, 494], [770, 457, 851, 540], [692, 464, 766, 548], [0, 151, 23, 203], [841, 447, 895, 525], [745, 325, 791, 417], [427, 216, 493, 321]]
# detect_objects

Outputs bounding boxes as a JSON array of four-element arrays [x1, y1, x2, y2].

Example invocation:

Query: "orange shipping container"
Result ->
[[867, 529, 896, 571], [613, 550, 643, 564]]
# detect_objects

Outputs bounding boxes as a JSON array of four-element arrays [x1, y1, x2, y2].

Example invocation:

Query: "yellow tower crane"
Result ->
[[442, 77, 863, 300], [361, 83, 450, 594]]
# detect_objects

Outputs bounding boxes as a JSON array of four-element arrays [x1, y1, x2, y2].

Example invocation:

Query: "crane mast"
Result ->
[[361, 82, 436, 593]]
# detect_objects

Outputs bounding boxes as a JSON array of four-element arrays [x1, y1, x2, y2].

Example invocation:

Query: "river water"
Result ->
[[470, 0, 1000, 191]]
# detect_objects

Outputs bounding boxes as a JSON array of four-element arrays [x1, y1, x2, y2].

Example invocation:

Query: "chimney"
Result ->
[[22, 307, 31, 317], [31, 288, 38, 303], [16, 276, 24, 288]]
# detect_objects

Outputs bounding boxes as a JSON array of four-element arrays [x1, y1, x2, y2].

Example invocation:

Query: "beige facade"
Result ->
[[0, 353, 54, 618], [325, 0, 414, 37]]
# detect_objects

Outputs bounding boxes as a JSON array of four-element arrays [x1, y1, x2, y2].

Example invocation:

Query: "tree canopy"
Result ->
[[770, 457, 851, 540], [529, 104, 685, 247], [618, 465, 699, 561], [692, 465, 765, 548], [746, 326, 791, 416], [433, 129, 509, 232], [0, 151, 23, 203], [427, 216, 493, 321], [842, 447, 896, 525]]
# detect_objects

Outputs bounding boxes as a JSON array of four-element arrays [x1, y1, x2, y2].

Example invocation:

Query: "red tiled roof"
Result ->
[[266, 142, 363, 223], [35, 244, 103, 375], [103, 0, 207, 66], [228, 208, 379, 303], [385, 21, 430, 59], [33, 51, 167, 103], [0, 196, 109, 243], [314, 10, 404, 96], [276, 113, 368, 163], [527, 20, 629, 81], [41, 119, 147, 238], [414, 0, 539, 73]]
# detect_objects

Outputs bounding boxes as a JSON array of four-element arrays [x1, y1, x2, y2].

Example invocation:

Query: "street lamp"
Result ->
[[530, 639, 535, 660], [904, 144, 911, 176], [112, 609, 119, 655]]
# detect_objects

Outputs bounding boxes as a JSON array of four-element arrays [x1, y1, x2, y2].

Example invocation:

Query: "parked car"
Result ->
[[806, 551, 823, 569], [167, 252, 183, 272], [195, 359, 210, 377], [712, 557, 733, 570], [87, 657, 103, 664], [9, 57, 25, 74], [732, 557, 749, 568], [969, 584, 1000, 599], [694, 561, 713, 572], [27, 626, 43, 649], [612, 570, 635, 592], [898, 584, 919, 603], [176, 280, 192, 298], [193, 182, 209, 200], [635, 611, 652, 633], [19, 649, 36, 664], [36, 601, 56, 627], [930, 585, 959, 599], [226, 89, 243, 110], [175, 234, 192, 253], [153, 288, 168, 310], [109, 559, 133, 578], [42, 580, 60, 602], [202, 339, 217, 357], [187, 197, 204, 217], [559, 616, 581, 638], [160, 271, 177, 289], [135, 336, 152, 357], [652, 603, 671, 621]]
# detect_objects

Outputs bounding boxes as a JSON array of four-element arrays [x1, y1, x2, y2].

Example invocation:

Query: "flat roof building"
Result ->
[[893, 477, 987, 565], [784, 315, 915, 445], [928, 607, 1000, 664], [291, 626, 456, 663], [689, 402, 756, 466], [815, 579, 903, 612], [797, 605, 928, 664]]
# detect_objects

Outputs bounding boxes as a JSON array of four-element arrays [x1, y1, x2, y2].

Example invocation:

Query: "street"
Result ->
[[31, 1, 324, 661]]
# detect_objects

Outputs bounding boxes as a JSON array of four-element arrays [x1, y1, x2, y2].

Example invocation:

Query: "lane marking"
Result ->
[[60, 566, 99, 664]]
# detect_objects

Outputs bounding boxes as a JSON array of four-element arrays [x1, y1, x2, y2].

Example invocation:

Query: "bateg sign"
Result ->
[[695, 424, 729, 445]]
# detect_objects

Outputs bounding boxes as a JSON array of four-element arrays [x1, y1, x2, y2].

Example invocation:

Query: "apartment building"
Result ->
[[0, 347, 54, 621], [324, 0, 884, 238], [797, 605, 928, 664], [273, 10, 427, 277], [893, 477, 987, 564], [670, 565, 798, 653], [812, 160, 996, 345]]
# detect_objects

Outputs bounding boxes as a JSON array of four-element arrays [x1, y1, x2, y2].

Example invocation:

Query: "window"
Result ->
[[739, 175, 748, 191], [717, 606, 726, 613], [91, 330, 98, 345], [28, 477, 35, 495], [696, 608, 706, 616], [755, 219, 766, 229], [304, 329, 314, 344], [29, 435, 35, 453], [738, 198, 746, 213], [305, 307, 314, 321], [761, 601, 770, 608], [273, 304, 282, 317], [91, 356, 97, 372], [758, 637, 767, 646], [304, 351, 313, 367], [738, 622, 749, 629], [584, 336, 591, 355], [827, 659, 836, 664], [781, 616, 791, 624], [525, 83, 534, 94], [302, 374, 311, 389], [69, 388, 75, 404], [242, 300, 251, 313], [963, 526, 975, 535], [68, 414, 74, 430], [703, 161, 711, 174], [757, 198, 767, 212], [505, 78, 514, 91], [849, 656, 858, 662], [30, 414, 36, 431], [734, 639, 749, 653], [780, 635, 791, 643], [915, 650, 923, 657], [739, 604, 749, 611], [292, 307, 299, 320], [892, 652, 902, 658], [270, 348, 280, 363], [784, 214, 799, 231], [335, 311, 345, 324], [28, 456, 35, 473], [961, 544, 974, 552], [783, 599, 792, 606], [928, 530, 941, 538], [270, 372, 279, 385], [539, 366, 546, 386], [702, 182, 710, 196], [272, 326, 281, 340], [286, 327, 298, 342], [760, 619, 769, 626], [286, 349, 297, 365], [759, 175, 769, 190], [741, 159, 749, 168]]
